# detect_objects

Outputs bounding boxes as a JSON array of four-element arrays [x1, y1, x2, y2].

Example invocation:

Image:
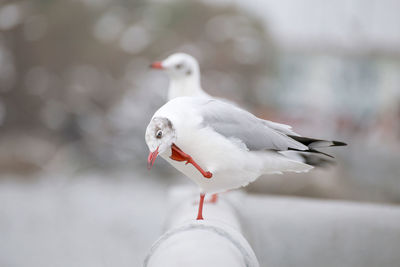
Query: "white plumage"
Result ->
[[150, 52, 341, 168], [146, 97, 313, 195], [150, 53, 210, 100], [149, 54, 346, 219]]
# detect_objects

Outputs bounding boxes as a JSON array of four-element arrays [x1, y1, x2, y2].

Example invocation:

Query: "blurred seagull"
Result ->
[[145, 97, 346, 220], [150, 53, 210, 100], [151, 53, 338, 169], [150, 52, 340, 207], [151, 53, 219, 203], [150, 53, 301, 135]]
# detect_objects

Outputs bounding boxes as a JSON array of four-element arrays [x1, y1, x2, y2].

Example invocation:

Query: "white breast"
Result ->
[[168, 79, 210, 100], [155, 97, 312, 194], [157, 103, 263, 194]]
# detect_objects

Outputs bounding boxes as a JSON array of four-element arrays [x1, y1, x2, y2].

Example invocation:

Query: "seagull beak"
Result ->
[[147, 146, 159, 170], [150, 61, 164, 69]]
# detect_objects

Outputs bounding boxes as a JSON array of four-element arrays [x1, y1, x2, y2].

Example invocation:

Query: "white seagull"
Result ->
[[145, 97, 346, 220], [151, 53, 337, 168], [150, 53, 210, 100]]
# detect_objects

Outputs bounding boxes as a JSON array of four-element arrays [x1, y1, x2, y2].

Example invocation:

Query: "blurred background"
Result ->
[[0, 0, 399, 266]]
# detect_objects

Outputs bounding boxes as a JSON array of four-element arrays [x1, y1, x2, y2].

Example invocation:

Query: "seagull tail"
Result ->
[[281, 151, 336, 168], [280, 151, 336, 168], [261, 152, 313, 175]]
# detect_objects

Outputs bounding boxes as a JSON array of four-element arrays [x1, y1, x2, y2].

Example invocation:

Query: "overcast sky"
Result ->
[[230, 0, 400, 52]]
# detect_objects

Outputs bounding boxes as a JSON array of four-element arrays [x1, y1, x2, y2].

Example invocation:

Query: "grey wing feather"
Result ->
[[260, 120, 300, 136], [199, 100, 307, 151]]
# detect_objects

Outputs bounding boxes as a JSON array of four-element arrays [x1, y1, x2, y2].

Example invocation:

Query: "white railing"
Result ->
[[144, 187, 259, 267], [144, 185, 400, 267]]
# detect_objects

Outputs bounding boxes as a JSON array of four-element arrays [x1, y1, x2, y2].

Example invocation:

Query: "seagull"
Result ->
[[150, 53, 210, 100], [151, 53, 338, 168], [145, 97, 346, 220], [151, 53, 218, 203], [150, 53, 338, 203]]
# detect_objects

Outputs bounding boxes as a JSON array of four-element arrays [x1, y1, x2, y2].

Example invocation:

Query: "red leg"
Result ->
[[208, 193, 218, 204], [170, 144, 212, 179], [197, 193, 205, 220]]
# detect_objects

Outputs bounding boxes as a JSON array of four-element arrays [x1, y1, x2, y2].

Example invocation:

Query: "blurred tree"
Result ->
[[0, 0, 275, 172]]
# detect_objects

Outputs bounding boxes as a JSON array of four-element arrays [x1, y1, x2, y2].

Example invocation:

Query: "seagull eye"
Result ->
[[176, 63, 183, 69], [156, 130, 163, 139]]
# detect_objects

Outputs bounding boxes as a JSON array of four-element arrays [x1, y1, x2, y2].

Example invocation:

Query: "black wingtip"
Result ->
[[300, 154, 336, 168], [288, 134, 348, 147], [309, 149, 335, 158], [287, 148, 335, 158], [332, 140, 347, 147]]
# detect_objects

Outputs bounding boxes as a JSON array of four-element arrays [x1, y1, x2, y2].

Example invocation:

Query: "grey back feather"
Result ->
[[200, 100, 307, 151]]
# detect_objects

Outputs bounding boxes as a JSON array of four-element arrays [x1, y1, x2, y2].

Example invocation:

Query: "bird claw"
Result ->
[[203, 171, 212, 179], [170, 144, 213, 179]]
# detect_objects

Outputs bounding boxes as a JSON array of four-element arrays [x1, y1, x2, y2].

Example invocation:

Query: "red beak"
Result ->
[[150, 61, 164, 69], [147, 146, 159, 170]]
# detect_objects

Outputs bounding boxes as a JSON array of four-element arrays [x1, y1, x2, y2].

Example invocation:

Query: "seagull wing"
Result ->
[[199, 99, 308, 151], [260, 119, 300, 136]]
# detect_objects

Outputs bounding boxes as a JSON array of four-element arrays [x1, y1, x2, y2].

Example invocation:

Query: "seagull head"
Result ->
[[145, 117, 177, 169], [150, 53, 200, 79]]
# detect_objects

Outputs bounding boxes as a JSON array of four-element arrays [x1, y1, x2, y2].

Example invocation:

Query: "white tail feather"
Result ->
[[260, 152, 313, 174]]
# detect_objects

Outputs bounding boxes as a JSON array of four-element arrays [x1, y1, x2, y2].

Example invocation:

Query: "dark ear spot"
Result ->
[[166, 118, 173, 128], [186, 70, 192, 75]]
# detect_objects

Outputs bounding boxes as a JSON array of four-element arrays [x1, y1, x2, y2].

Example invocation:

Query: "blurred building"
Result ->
[[1, 1, 400, 267], [0, 0, 399, 197]]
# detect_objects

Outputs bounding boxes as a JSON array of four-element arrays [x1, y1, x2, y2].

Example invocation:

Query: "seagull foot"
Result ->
[[206, 193, 218, 204], [170, 144, 213, 179], [193, 193, 218, 205], [196, 193, 205, 220]]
